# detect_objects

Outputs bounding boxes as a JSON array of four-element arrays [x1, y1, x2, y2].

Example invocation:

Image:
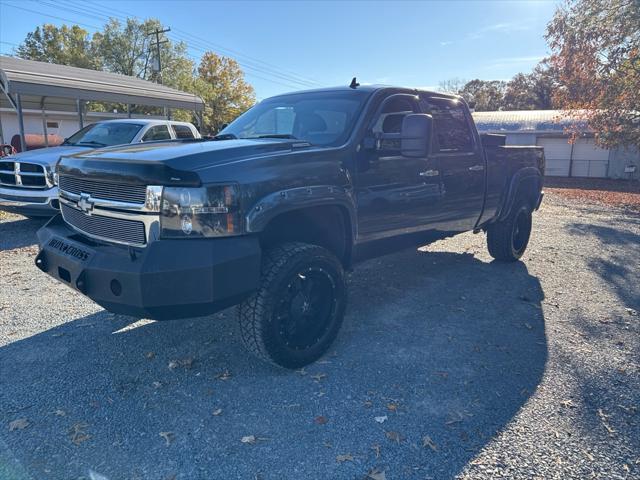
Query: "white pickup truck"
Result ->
[[0, 119, 200, 217]]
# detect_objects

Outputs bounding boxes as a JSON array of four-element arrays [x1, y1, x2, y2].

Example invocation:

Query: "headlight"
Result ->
[[160, 185, 243, 238]]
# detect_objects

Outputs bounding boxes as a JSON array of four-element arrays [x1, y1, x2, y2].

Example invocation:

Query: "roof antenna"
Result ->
[[349, 77, 360, 89]]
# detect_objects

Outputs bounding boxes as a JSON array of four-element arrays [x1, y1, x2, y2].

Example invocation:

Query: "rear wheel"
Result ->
[[237, 242, 347, 369], [487, 199, 532, 262]]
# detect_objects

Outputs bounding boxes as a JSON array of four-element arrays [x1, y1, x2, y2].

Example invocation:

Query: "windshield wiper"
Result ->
[[76, 141, 107, 147], [213, 133, 237, 140], [249, 134, 298, 140]]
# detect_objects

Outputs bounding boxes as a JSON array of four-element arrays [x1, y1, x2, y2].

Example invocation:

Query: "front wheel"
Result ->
[[237, 242, 347, 369], [487, 200, 533, 262]]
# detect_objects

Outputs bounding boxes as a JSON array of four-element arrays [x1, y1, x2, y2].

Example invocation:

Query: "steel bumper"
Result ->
[[35, 215, 262, 320], [0, 186, 59, 216]]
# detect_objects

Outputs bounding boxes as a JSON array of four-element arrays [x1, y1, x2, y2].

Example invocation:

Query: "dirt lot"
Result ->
[[545, 177, 640, 212], [0, 193, 638, 480]]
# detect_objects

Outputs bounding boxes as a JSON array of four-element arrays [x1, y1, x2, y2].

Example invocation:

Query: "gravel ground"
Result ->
[[0, 193, 638, 480]]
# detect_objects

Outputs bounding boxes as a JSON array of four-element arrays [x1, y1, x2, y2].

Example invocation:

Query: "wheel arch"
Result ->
[[246, 186, 357, 266], [497, 168, 543, 221]]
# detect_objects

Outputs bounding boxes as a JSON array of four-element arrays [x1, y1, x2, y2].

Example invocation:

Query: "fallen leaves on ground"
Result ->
[[145, 351, 155, 359], [314, 416, 328, 425], [311, 373, 327, 382], [54, 409, 66, 417], [8, 418, 29, 431], [336, 453, 353, 463], [216, 370, 232, 381], [69, 422, 91, 445], [159, 431, 175, 446], [598, 408, 616, 435], [367, 468, 386, 480], [168, 358, 194, 370], [422, 435, 438, 451], [374, 416, 388, 424], [212, 408, 223, 416], [560, 399, 577, 408], [386, 403, 398, 412], [371, 444, 381, 458], [385, 431, 404, 443], [241, 435, 257, 444]]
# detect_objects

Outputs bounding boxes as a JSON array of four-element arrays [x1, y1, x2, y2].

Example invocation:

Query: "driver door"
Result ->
[[355, 93, 444, 241]]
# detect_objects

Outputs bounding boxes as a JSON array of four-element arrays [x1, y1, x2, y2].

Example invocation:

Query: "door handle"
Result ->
[[468, 165, 484, 171], [419, 169, 439, 177]]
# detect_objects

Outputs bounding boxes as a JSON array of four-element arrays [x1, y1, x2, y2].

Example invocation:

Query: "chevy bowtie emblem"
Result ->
[[77, 193, 95, 215]]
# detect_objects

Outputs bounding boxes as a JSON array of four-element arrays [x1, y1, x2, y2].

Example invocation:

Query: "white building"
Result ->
[[473, 110, 639, 179]]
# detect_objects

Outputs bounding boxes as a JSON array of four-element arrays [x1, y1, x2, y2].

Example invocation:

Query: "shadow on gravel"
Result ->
[[0, 248, 546, 480], [564, 217, 640, 457], [0, 216, 47, 251]]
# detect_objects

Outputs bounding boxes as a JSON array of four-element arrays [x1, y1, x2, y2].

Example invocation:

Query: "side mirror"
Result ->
[[401, 114, 433, 158]]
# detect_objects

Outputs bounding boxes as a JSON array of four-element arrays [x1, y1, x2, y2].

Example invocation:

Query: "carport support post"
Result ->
[[76, 99, 84, 129], [16, 93, 26, 152], [127, 104, 131, 119], [41, 98, 48, 147], [195, 110, 203, 133]]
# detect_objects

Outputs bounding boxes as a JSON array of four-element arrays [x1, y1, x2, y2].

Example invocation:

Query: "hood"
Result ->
[[7, 146, 91, 167], [73, 138, 301, 168], [57, 139, 307, 186]]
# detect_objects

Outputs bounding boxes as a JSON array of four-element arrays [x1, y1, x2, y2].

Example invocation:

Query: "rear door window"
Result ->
[[424, 98, 475, 153], [142, 125, 172, 141], [171, 124, 195, 139]]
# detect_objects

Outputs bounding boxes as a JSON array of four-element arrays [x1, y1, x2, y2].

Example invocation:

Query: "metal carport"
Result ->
[[0, 55, 204, 150]]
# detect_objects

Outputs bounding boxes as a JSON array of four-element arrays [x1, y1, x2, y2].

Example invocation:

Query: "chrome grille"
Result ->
[[0, 161, 47, 188], [61, 203, 146, 246], [59, 175, 147, 204]]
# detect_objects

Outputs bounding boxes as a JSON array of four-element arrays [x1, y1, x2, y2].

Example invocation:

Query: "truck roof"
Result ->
[[267, 85, 461, 101], [95, 119, 196, 126]]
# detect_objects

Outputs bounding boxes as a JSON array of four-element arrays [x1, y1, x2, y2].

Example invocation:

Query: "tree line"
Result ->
[[438, 61, 558, 112], [11, 0, 640, 149], [15, 18, 255, 134]]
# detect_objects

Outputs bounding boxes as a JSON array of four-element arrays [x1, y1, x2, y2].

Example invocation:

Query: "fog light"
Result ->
[[181, 215, 193, 235]]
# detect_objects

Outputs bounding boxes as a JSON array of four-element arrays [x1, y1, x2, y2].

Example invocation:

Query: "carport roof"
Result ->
[[472, 110, 590, 134], [0, 55, 204, 112]]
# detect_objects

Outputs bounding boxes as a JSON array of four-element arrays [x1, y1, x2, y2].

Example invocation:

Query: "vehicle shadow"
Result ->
[[0, 248, 546, 480], [0, 215, 47, 251]]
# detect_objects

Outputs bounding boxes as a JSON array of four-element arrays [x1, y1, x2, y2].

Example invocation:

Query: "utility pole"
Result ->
[[147, 27, 170, 84]]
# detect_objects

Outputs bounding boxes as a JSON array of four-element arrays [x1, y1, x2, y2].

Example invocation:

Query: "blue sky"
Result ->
[[0, 0, 561, 100]]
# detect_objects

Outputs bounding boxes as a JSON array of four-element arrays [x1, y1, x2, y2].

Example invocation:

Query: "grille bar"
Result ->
[[0, 162, 47, 188], [61, 203, 146, 246], [59, 175, 147, 204]]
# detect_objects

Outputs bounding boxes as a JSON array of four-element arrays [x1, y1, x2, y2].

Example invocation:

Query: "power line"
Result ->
[[8, 0, 321, 90], [1, 2, 100, 30], [67, 0, 322, 88], [147, 27, 170, 84]]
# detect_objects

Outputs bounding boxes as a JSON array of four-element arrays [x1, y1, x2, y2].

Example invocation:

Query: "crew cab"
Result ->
[[35, 84, 544, 368], [0, 119, 200, 217]]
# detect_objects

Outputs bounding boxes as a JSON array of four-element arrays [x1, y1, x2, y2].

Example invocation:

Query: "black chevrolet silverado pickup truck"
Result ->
[[35, 84, 544, 368]]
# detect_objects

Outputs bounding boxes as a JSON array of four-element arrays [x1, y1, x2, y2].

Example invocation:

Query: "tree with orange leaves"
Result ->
[[546, 0, 640, 149]]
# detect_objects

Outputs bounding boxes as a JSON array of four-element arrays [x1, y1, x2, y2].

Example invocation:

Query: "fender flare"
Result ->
[[497, 167, 543, 221], [245, 185, 358, 240]]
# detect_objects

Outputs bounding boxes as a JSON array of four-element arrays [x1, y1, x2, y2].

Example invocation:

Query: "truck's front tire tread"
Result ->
[[237, 242, 346, 368]]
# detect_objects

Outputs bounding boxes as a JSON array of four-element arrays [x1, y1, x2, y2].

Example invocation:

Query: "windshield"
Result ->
[[218, 90, 370, 147], [63, 122, 145, 147]]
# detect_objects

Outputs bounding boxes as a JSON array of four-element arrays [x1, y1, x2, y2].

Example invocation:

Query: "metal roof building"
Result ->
[[472, 110, 638, 179], [0, 55, 204, 150]]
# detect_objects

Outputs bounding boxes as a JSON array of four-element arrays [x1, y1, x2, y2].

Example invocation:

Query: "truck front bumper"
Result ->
[[35, 215, 261, 320], [0, 186, 59, 216]]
